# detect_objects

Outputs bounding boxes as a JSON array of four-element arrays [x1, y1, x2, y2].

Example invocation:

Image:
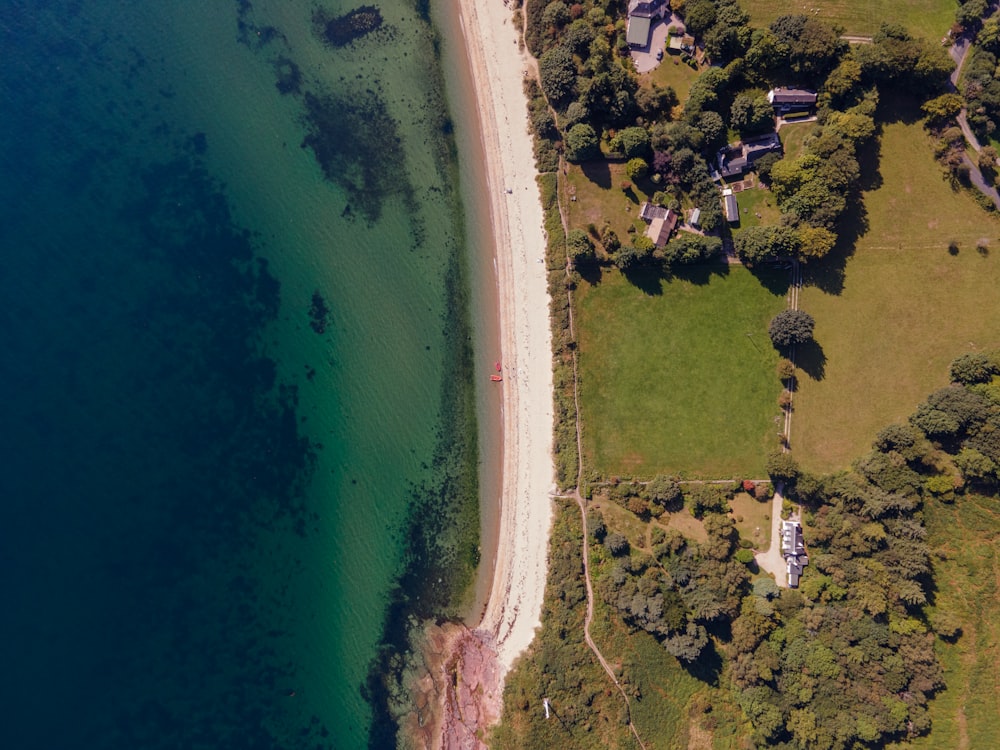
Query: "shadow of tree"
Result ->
[[681, 638, 723, 686], [576, 260, 603, 285], [581, 160, 612, 189], [797, 339, 827, 381], [669, 259, 731, 286], [622, 263, 664, 295]]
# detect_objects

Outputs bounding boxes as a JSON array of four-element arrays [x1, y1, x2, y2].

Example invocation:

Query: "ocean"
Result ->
[[0, 0, 494, 747]]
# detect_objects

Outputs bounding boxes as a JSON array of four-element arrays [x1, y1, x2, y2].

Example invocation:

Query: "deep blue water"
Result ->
[[0, 0, 480, 747]]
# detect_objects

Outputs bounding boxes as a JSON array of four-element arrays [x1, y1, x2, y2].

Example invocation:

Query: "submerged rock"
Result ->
[[312, 6, 384, 48]]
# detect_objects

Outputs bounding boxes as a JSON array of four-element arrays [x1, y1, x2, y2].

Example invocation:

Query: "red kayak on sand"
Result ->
[[495, 361, 502, 372], [490, 374, 503, 382]]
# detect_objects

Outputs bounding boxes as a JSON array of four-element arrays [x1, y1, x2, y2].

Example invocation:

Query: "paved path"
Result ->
[[754, 481, 788, 587], [945, 2, 1000, 208]]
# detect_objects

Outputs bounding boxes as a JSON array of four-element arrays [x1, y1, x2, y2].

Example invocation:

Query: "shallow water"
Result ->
[[0, 0, 483, 746]]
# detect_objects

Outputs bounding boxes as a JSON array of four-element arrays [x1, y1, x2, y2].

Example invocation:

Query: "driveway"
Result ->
[[630, 14, 684, 74], [755, 481, 787, 587]]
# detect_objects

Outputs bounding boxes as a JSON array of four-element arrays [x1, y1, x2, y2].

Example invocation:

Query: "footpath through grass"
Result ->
[[576, 265, 788, 479], [741, 0, 953, 44], [794, 119, 1000, 474]]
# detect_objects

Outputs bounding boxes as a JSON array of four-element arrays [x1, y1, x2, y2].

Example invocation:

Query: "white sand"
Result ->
[[457, 0, 555, 675]]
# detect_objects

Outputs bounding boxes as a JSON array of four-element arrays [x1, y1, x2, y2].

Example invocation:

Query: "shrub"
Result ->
[[625, 157, 649, 181], [735, 548, 756, 565], [950, 352, 997, 385], [564, 123, 599, 162]]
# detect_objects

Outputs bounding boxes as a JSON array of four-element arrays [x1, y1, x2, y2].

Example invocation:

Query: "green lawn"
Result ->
[[641, 55, 700, 111], [741, 0, 953, 44], [729, 185, 781, 230], [576, 266, 789, 479], [793, 119, 1000, 474], [908, 496, 1000, 749], [778, 120, 817, 161]]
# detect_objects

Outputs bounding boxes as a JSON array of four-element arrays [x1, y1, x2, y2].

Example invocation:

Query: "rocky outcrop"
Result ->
[[401, 622, 503, 750]]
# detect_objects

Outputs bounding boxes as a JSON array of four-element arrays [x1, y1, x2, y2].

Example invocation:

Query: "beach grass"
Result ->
[[576, 266, 788, 479], [912, 494, 1000, 748], [792, 118, 1000, 474], [740, 0, 953, 44]]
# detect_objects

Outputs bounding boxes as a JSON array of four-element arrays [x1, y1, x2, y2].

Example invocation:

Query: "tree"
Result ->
[[753, 151, 782, 184], [921, 92, 964, 125], [979, 145, 998, 182], [797, 225, 836, 260], [662, 233, 722, 265], [566, 228, 595, 264], [734, 226, 800, 265], [605, 532, 629, 556], [768, 309, 815, 348], [612, 126, 651, 159], [664, 620, 709, 662], [645, 475, 683, 509], [625, 157, 649, 181], [564, 123, 599, 162], [766, 451, 800, 480], [950, 352, 997, 384], [538, 45, 577, 104], [730, 92, 775, 134]]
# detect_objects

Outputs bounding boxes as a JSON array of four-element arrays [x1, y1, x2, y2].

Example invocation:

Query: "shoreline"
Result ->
[[458, 0, 554, 670]]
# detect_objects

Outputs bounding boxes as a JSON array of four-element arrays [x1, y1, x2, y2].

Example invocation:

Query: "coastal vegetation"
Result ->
[[495, 0, 1000, 745]]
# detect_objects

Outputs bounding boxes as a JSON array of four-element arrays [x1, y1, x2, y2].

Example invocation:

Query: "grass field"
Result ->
[[793, 118, 1000, 473], [910, 495, 1000, 749], [564, 161, 652, 251], [741, 0, 953, 44], [641, 55, 700, 111], [576, 266, 788, 479]]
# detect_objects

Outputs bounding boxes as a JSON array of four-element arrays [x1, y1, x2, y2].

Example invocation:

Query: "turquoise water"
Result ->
[[0, 0, 487, 747]]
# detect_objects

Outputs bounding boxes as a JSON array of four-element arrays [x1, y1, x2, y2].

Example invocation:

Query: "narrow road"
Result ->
[[945, 2, 1000, 209]]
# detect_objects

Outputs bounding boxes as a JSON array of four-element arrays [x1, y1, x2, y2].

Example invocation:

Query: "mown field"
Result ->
[[741, 0, 954, 44], [793, 117, 1000, 474], [576, 266, 788, 479]]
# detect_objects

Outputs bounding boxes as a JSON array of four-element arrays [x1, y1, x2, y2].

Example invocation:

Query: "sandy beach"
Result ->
[[458, 0, 554, 715]]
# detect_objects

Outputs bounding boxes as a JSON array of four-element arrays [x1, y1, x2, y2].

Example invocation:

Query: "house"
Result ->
[[721, 188, 738, 223], [716, 132, 782, 179], [626, 0, 668, 48], [781, 520, 809, 588], [767, 87, 817, 113], [639, 202, 678, 246]]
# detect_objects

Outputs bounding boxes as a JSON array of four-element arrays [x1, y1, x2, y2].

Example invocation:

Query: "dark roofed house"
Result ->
[[715, 133, 781, 179], [639, 202, 677, 246], [767, 87, 817, 113]]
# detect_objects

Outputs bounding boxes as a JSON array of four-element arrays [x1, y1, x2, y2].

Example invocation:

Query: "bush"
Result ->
[[735, 548, 756, 565], [777, 358, 795, 379], [566, 228, 595, 264]]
